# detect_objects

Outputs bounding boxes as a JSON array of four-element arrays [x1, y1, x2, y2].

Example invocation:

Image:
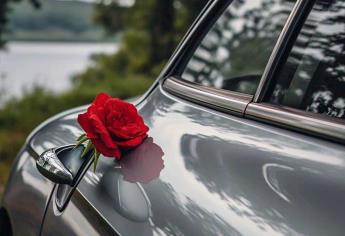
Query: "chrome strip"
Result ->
[[246, 103, 345, 143], [163, 77, 252, 115], [253, 0, 310, 103]]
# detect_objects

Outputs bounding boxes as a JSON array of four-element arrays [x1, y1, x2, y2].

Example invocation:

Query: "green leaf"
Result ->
[[81, 140, 93, 158], [93, 151, 101, 173], [74, 136, 88, 149]]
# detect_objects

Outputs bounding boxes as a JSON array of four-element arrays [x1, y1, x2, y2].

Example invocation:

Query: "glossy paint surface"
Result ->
[[2, 150, 55, 236], [35, 85, 345, 235], [3, 0, 345, 234], [1, 106, 87, 236]]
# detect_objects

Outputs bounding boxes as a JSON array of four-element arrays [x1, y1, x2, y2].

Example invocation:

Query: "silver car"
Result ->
[[1, 0, 345, 235]]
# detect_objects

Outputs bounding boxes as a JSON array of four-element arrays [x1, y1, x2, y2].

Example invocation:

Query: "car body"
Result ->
[[1, 0, 345, 235]]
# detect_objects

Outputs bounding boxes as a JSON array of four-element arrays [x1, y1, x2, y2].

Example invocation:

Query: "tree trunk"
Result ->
[[149, 0, 175, 66]]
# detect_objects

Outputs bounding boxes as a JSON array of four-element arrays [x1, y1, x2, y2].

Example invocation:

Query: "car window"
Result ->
[[181, 0, 296, 95], [267, 0, 345, 120]]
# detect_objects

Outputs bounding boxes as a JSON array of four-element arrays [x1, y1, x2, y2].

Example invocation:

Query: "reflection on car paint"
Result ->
[[120, 137, 165, 184], [24, 86, 345, 235], [262, 163, 294, 203]]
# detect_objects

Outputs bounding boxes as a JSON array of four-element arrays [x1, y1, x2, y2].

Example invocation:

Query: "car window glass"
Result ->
[[181, 0, 296, 95], [268, 0, 345, 120]]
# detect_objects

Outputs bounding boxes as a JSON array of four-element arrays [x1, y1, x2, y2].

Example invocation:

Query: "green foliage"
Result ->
[[93, 1, 129, 35], [89, 0, 208, 76], [121, 30, 151, 73]]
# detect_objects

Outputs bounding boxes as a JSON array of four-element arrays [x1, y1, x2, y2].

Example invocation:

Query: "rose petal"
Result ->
[[92, 138, 121, 158], [107, 115, 149, 140], [89, 114, 117, 149], [77, 113, 98, 139], [77, 93, 149, 158], [93, 93, 111, 107], [117, 134, 148, 148]]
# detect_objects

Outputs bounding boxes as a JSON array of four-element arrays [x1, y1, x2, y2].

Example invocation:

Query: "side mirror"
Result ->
[[36, 145, 93, 186]]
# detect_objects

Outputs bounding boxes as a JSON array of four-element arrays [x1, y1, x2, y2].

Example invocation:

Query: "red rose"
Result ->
[[77, 93, 149, 159]]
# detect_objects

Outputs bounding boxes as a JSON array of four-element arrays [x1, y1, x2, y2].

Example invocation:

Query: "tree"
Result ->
[[0, 0, 40, 48], [91, 0, 208, 75]]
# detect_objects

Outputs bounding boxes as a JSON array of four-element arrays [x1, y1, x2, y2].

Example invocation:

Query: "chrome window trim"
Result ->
[[162, 0, 345, 144], [163, 77, 252, 116], [249, 0, 345, 144], [162, 0, 303, 116], [246, 103, 345, 143], [253, 0, 312, 103]]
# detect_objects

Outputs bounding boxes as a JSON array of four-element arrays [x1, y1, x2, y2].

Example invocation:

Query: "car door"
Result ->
[[40, 0, 345, 235]]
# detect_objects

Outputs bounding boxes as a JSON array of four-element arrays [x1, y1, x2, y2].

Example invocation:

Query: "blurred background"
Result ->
[[0, 0, 208, 193]]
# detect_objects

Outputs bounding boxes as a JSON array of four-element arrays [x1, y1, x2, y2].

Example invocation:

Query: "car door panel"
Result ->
[[40, 85, 345, 236], [1, 109, 84, 236], [2, 150, 55, 236], [41, 187, 117, 236]]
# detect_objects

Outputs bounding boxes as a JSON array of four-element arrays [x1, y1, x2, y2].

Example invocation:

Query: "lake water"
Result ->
[[0, 41, 118, 102]]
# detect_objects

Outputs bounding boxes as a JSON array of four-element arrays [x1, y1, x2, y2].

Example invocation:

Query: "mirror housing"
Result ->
[[36, 145, 93, 186]]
